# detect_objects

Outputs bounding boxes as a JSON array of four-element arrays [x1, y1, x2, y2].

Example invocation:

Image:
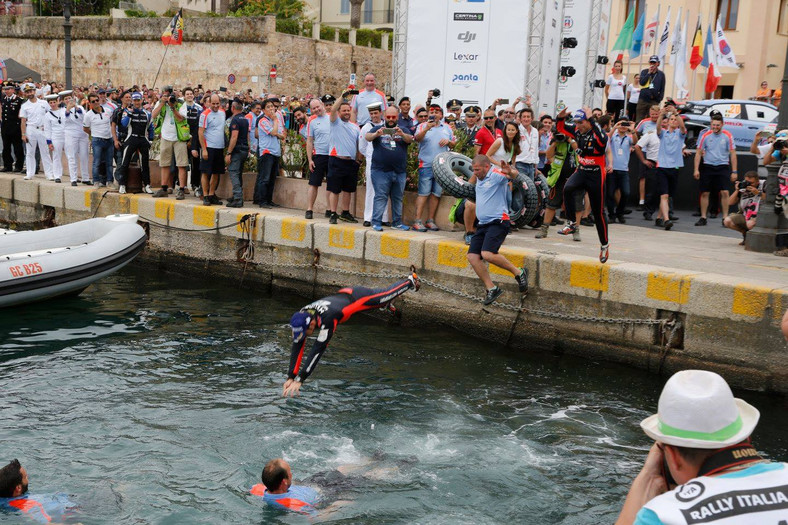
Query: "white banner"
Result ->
[[557, 0, 592, 112], [538, 0, 565, 115], [592, 0, 612, 109], [403, 0, 530, 108]]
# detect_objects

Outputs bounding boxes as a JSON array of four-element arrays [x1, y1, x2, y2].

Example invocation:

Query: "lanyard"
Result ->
[[49, 110, 61, 125]]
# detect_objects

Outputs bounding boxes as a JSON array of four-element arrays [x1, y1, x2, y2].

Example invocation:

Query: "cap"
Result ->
[[22, 83, 35, 91], [2, 81, 15, 88], [320, 94, 336, 104], [58, 90, 73, 97], [447, 98, 463, 109], [709, 109, 723, 119], [572, 109, 588, 122], [98, 88, 107, 94], [366, 101, 383, 111], [649, 55, 660, 63], [45, 94, 59, 101], [290, 311, 313, 343], [131, 92, 143, 100], [428, 103, 443, 111], [444, 114, 457, 122], [464, 105, 480, 115]]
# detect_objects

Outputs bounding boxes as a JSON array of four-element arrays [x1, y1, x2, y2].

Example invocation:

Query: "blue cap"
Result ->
[[131, 92, 142, 100], [649, 55, 660, 63], [572, 109, 588, 122], [290, 311, 313, 343]]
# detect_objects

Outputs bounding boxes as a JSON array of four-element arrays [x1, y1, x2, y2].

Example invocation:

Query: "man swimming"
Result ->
[[284, 273, 420, 397]]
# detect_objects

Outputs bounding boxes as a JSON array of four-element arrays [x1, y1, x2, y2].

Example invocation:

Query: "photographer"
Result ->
[[534, 125, 579, 239], [762, 133, 788, 166], [152, 87, 189, 199], [723, 171, 764, 244]]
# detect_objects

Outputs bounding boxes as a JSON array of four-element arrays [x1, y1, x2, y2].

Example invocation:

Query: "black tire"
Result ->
[[432, 152, 476, 201], [511, 173, 539, 228], [526, 172, 550, 228]]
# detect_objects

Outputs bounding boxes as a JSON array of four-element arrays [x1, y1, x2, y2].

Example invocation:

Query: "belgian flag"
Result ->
[[161, 8, 184, 46]]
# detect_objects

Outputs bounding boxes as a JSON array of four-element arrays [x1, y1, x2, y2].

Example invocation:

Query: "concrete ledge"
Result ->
[[365, 230, 426, 269], [264, 215, 314, 249], [63, 184, 92, 213], [216, 209, 264, 242], [13, 178, 39, 205], [313, 223, 366, 258], [0, 174, 14, 202], [39, 182, 64, 208]]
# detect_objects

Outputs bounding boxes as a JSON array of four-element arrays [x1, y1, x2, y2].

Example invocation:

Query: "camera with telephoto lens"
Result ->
[[432, 89, 441, 98], [738, 179, 753, 193], [168, 94, 178, 104], [554, 133, 567, 143]]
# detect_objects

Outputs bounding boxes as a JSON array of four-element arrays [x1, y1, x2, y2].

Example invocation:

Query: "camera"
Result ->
[[346, 89, 359, 96], [618, 120, 630, 127], [168, 94, 178, 104], [554, 133, 567, 143], [738, 179, 753, 193], [432, 88, 441, 98]]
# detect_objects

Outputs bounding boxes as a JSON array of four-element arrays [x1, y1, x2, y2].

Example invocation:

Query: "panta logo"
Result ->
[[453, 51, 479, 61], [564, 16, 573, 29], [457, 31, 476, 43], [452, 73, 479, 84]]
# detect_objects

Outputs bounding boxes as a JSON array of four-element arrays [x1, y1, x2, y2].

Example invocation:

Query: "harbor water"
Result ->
[[1, 266, 786, 524]]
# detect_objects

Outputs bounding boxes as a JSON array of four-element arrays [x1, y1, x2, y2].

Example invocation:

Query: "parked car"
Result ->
[[679, 99, 778, 150]]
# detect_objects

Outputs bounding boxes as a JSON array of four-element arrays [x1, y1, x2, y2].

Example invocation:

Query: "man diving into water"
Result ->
[[284, 273, 420, 397]]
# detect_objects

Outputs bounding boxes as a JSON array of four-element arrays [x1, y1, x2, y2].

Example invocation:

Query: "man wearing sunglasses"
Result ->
[[473, 108, 503, 156]]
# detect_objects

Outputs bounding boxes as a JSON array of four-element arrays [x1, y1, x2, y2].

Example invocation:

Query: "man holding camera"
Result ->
[[723, 171, 764, 244], [694, 111, 737, 226], [152, 87, 190, 199], [350, 73, 387, 127], [606, 120, 637, 223]]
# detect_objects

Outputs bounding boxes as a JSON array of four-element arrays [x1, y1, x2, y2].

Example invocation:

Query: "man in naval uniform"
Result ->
[[43, 94, 66, 183], [61, 90, 90, 186], [1, 81, 24, 173], [19, 84, 53, 181]]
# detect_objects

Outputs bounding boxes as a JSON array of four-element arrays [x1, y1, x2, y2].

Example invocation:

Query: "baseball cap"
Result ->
[[131, 92, 143, 100], [649, 55, 660, 63], [290, 311, 313, 343], [572, 109, 588, 122], [709, 109, 723, 119]]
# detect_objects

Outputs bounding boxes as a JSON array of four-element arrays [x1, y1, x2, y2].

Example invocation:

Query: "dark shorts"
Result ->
[[656, 167, 679, 196], [699, 164, 732, 193], [308, 154, 330, 187], [468, 219, 510, 255], [326, 156, 359, 194], [199, 147, 225, 176]]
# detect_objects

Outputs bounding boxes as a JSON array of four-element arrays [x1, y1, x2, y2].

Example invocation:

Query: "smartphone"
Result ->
[[428, 116, 436, 122], [346, 89, 359, 96], [499, 98, 510, 105], [382, 127, 396, 135], [219, 86, 227, 93]]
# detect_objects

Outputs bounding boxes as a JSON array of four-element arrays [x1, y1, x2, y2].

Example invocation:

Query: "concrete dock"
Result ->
[[2, 173, 786, 393]]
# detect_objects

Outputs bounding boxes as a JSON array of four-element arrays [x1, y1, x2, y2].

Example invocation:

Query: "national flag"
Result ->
[[161, 8, 184, 46], [630, 10, 646, 59], [705, 42, 722, 94], [656, 6, 672, 63], [689, 16, 703, 70], [700, 23, 714, 69], [612, 8, 636, 56], [715, 16, 738, 68], [673, 16, 689, 97], [643, 6, 661, 53], [667, 8, 682, 65]]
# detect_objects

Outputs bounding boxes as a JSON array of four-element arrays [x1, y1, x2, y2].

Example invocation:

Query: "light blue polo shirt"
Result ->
[[636, 118, 658, 135], [257, 115, 281, 156], [351, 89, 388, 126], [307, 114, 331, 155], [698, 129, 734, 166], [416, 122, 454, 167], [475, 167, 511, 225], [198, 108, 226, 149], [657, 128, 686, 169], [329, 118, 360, 157], [609, 132, 632, 171]]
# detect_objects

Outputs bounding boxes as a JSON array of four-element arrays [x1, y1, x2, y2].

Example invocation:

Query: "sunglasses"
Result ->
[[483, 116, 495, 120]]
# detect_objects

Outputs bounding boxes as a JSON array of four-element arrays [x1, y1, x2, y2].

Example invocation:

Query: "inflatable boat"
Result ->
[[0, 214, 147, 308]]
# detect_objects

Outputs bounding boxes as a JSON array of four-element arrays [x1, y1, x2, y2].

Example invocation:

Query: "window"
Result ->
[[745, 104, 778, 123], [340, 0, 350, 15], [779, 0, 788, 34], [707, 103, 741, 119], [625, 0, 645, 22], [364, 0, 372, 23], [717, 0, 739, 30]]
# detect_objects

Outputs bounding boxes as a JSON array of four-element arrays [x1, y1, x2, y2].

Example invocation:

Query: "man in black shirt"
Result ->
[[116, 92, 152, 194], [1, 81, 24, 172], [225, 100, 249, 208], [636, 56, 666, 122]]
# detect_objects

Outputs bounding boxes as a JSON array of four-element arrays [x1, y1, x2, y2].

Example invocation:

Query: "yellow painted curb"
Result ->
[[193, 206, 216, 228], [282, 218, 306, 242], [646, 272, 691, 304], [380, 234, 410, 259], [732, 284, 771, 317], [328, 226, 355, 250], [569, 260, 609, 292], [437, 241, 467, 269]]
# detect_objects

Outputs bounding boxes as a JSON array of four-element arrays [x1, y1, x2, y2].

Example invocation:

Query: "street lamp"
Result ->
[[63, 0, 72, 89]]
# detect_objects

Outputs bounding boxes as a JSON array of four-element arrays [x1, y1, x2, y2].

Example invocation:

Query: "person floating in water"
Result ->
[[251, 458, 320, 515], [0, 459, 77, 523], [284, 273, 420, 397]]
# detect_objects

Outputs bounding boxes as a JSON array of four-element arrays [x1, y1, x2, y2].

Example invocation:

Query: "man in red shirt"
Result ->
[[474, 108, 502, 155]]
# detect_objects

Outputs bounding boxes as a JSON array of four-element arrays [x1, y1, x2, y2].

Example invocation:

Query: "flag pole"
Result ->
[[689, 12, 699, 101], [152, 42, 171, 90], [707, 10, 715, 100]]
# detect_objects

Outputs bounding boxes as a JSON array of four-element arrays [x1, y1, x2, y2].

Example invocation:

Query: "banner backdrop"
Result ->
[[592, 0, 612, 109], [403, 0, 530, 107], [557, 0, 592, 112], [538, 0, 565, 115]]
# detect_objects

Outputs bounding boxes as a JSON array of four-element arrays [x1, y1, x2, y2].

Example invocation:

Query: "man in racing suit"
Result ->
[[283, 273, 420, 397], [555, 107, 610, 263]]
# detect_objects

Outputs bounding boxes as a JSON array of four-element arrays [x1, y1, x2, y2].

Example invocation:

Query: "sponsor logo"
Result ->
[[452, 73, 479, 85], [454, 12, 483, 21], [457, 31, 477, 43], [558, 76, 568, 84], [676, 481, 706, 503], [564, 16, 573, 29], [453, 51, 479, 62]]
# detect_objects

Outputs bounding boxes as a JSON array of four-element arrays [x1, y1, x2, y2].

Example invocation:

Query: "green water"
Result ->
[[1, 266, 786, 524]]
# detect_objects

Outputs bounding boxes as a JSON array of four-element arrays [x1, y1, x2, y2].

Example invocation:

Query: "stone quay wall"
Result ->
[[0, 15, 392, 94]]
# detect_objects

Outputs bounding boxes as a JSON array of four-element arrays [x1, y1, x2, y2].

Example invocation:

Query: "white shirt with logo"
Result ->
[[516, 124, 539, 164]]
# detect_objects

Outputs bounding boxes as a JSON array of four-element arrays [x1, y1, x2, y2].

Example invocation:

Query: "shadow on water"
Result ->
[[0, 263, 786, 524]]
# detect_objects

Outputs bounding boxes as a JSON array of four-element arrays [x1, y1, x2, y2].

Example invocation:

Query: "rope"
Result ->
[[137, 213, 257, 233]]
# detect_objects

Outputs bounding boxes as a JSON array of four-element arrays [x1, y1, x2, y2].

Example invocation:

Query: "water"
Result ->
[[1, 266, 786, 524]]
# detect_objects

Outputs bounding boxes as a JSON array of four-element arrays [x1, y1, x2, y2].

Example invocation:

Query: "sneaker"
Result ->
[[394, 224, 410, 231], [144, 184, 154, 194], [694, 217, 707, 226], [226, 199, 243, 208], [325, 210, 332, 218], [152, 189, 168, 198], [599, 244, 609, 264], [617, 215, 627, 224], [81, 180, 92, 185], [655, 218, 664, 227], [175, 187, 185, 200], [464, 232, 474, 245], [550, 217, 564, 226], [643, 212, 653, 221], [119, 185, 126, 194], [71, 181, 77, 187], [339, 211, 358, 223], [203, 197, 211, 206], [483, 286, 504, 305], [412, 220, 427, 232], [209, 195, 223, 205], [363, 221, 371, 227], [557, 223, 577, 236], [534, 224, 549, 239], [267, 202, 281, 208], [305, 210, 313, 220], [372, 224, 383, 232], [329, 212, 338, 224], [54, 178, 61, 183], [408, 272, 421, 291], [425, 219, 440, 231], [515, 268, 529, 293], [194, 187, 203, 199], [573, 228, 581, 242], [167, 187, 173, 194], [93, 182, 101, 188], [664, 220, 674, 231], [580, 216, 595, 227], [382, 222, 391, 227]]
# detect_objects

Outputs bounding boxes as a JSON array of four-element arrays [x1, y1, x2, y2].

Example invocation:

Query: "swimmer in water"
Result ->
[[251, 458, 320, 515], [0, 459, 76, 523], [283, 273, 420, 397]]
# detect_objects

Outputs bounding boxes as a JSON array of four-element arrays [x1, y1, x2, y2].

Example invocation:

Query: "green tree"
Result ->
[[229, 0, 304, 18]]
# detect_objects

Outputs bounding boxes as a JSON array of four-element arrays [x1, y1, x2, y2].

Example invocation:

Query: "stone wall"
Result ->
[[0, 15, 391, 95]]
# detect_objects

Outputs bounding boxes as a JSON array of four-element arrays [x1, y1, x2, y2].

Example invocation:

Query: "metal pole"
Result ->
[[63, 0, 72, 90]]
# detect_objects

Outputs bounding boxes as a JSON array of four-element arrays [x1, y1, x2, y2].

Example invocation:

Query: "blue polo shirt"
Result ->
[[199, 108, 226, 149], [329, 117, 360, 158], [307, 114, 331, 155], [657, 128, 686, 169], [475, 167, 511, 224], [609, 132, 632, 171], [369, 124, 410, 172], [351, 89, 387, 126], [416, 122, 454, 167], [636, 118, 658, 135], [257, 115, 281, 156], [697, 129, 734, 166]]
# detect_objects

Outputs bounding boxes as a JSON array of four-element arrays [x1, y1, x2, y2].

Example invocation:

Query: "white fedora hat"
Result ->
[[641, 370, 760, 449]]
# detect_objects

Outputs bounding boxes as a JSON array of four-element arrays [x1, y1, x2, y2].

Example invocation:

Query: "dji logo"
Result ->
[[458, 31, 476, 43]]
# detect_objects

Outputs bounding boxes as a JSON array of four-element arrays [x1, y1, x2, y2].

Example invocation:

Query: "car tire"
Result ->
[[511, 173, 539, 228], [524, 172, 549, 228], [433, 152, 476, 201]]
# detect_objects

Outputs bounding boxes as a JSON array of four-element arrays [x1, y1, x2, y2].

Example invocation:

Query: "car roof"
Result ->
[[687, 99, 776, 108]]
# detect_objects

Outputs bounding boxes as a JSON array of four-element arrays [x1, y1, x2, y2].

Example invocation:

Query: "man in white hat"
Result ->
[[43, 93, 66, 183], [19, 83, 53, 181], [60, 90, 91, 186], [616, 369, 787, 525]]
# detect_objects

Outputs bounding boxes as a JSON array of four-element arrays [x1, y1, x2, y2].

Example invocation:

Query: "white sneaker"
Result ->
[[119, 185, 126, 194], [23, 176, 33, 180], [144, 184, 153, 194]]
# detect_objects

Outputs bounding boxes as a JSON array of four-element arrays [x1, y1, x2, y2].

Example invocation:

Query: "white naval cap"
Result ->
[[58, 90, 73, 97]]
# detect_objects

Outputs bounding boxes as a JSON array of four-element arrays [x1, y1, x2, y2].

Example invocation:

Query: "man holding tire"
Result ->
[[466, 155, 528, 305]]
